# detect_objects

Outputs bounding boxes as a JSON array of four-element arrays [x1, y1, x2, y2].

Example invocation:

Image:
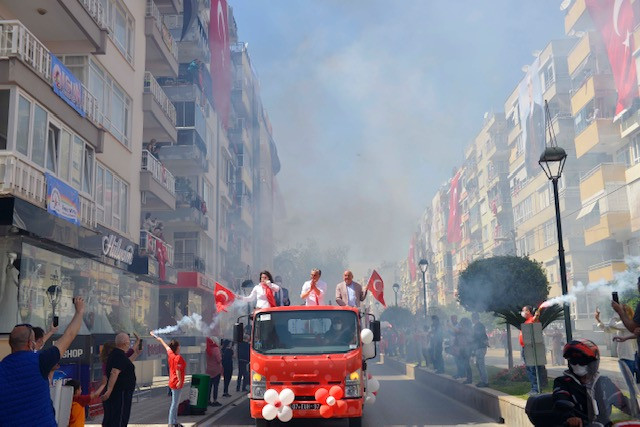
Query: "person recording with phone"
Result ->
[[594, 304, 637, 381], [611, 276, 640, 382]]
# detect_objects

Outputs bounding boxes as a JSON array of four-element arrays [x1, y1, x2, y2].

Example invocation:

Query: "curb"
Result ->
[[385, 356, 531, 426], [194, 391, 248, 426]]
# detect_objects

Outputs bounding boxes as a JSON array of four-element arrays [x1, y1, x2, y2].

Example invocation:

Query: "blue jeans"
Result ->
[[474, 347, 488, 384], [169, 388, 182, 425], [523, 352, 540, 393]]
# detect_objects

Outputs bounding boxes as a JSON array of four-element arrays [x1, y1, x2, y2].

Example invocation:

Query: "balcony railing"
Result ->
[[140, 229, 174, 266], [0, 20, 102, 127], [145, 0, 178, 60], [80, 0, 107, 29], [0, 152, 96, 227], [141, 150, 175, 195], [173, 252, 205, 273], [144, 71, 177, 125]]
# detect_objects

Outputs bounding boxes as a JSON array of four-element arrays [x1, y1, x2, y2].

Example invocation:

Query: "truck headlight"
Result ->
[[251, 371, 266, 399], [345, 369, 361, 398]]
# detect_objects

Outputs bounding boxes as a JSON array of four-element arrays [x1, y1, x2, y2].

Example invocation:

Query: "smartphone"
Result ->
[[138, 339, 143, 351], [612, 292, 619, 304], [53, 316, 59, 327]]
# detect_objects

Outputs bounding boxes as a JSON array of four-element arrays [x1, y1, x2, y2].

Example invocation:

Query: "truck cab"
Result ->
[[235, 305, 380, 427]]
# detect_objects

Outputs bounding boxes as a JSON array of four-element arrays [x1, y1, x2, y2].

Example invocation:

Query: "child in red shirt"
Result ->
[[66, 379, 104, 427]]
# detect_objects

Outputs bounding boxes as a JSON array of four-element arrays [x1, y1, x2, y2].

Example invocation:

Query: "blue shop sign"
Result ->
[[50, 54, 85, 117], [46, 173, 80, 225]]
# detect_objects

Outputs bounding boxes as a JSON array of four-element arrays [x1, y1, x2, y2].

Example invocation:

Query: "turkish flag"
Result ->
[[209, 0, 231, 128], [215, 282, 235, 313], [585, 0, 639, 116], [367, 270, 386, 307], [447, 170, 462, 243]]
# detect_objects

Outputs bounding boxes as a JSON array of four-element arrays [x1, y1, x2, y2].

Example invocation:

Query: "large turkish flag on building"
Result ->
[[209, 0, 231, 128], [367, 270, 386, 307], [585, 0, 639, 116], [215, 282, 235, 312], [447, 170, 462, 244]]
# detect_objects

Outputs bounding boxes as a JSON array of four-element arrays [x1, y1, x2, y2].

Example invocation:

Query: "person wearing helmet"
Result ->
[[552, 339, 630, 427]]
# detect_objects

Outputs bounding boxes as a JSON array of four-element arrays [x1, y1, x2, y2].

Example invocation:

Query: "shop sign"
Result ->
[[46, 173, 79, 225], [198, 275, 215, 291], [50, 335, 91, 364], [102, 234, 134, 265], [50, 54, 85, 117]]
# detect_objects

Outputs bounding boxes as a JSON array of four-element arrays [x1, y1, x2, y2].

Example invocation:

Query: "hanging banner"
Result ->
[[46, 173, 80, 226], [50, 54, 85, 117]]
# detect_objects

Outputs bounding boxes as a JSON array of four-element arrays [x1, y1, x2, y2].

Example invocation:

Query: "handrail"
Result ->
[[140, 229, 174, 266], [144, 71, 177, 125], [141, 150, 176, 195], [145, 0, 178, 60], [80, 0, 107, 29]]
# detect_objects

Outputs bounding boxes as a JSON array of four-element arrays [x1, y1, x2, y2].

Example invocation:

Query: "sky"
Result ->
[[228, 0, 566, 273]]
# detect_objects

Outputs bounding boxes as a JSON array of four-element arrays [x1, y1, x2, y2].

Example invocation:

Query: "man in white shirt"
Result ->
[[300, 268, 327, 306]]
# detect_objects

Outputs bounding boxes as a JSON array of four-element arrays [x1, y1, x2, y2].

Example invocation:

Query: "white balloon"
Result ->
[[279, 388, 295, 406], [360, 329, 374, 344], [264, 389, 279, 405], [368, 378, 380, 393], [363, 342, 375, 359], [365, 394, 376, 405], [262, 404, 278, 420], [326, 395, 336, 406], [277, 406, 293, 422]]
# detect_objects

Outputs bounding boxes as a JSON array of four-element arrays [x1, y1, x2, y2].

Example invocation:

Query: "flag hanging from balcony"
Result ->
[[209, 0, 231, 129], [517, 57, 545, 177], [586, 0, 639, 117], [367, 270, 386, 307], [408, 237, 416, 282], [447, 170, 462, 243], [181, 0, 197, 41], [215, 282, 235, 312]]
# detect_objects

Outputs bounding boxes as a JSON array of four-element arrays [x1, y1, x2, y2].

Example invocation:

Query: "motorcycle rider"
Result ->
[[552, 339, 630, 427]]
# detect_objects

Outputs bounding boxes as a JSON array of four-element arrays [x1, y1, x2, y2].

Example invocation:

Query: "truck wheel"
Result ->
[[348, 416, 362, 427], [255, 419, 269, 427]]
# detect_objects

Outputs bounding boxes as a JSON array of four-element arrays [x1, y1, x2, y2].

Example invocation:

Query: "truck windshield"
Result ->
[[252, 310, 359, 355]]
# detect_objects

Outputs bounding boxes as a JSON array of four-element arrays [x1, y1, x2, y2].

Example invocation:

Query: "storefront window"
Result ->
[[0, 242, 158, 335]]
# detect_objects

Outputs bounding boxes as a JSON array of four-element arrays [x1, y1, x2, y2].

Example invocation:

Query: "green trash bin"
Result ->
[[189, 374, 211, 414]]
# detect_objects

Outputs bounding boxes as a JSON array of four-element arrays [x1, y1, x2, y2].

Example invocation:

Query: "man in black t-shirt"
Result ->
[[102, 332, 136, 426]]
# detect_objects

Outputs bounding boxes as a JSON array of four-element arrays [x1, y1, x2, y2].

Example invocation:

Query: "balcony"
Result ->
[[140, 150, 176, 210], [232, 79, 251, 117], [236, 165, 253, 193], [219, 176, 232, 205], [145, 0, 179, 77], [567, 32, 594, 76], [163, 14, 210, 63], [139, 229, 174, 266], [1, 0, 108, 53], [143, 71, 177, 143], [587, 260, 627, 283], [0, 152, 96, 227], [584, 211, 631, 245], [579, 163, 626, 201], [173, 252, 205, 273], [570, 74, 616, 114], [153, 0, 182, 14], [218, 226, 228, 251], [152, 204, 208, 230], [574, 119, 620, 158], [156, 129, 207, 175], [0, 20, 104, 151], [564, 0, 590, 35]]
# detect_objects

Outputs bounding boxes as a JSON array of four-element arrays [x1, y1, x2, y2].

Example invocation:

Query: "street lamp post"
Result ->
[[539, 145, 572, 342], [418, 259, 428, 319], [392, 283, 400, 306]]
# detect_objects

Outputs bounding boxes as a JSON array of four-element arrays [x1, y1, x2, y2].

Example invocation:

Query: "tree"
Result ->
[[274, 240, 349, 304], [380, 306, 413, 329]]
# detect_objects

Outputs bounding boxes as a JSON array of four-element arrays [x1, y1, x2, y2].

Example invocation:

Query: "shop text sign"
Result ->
[[102, 234, 134, 265], [50, 54, 85, 117], [46, 173, 79, 225]]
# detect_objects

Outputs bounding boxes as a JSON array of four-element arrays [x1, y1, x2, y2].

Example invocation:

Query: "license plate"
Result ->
[[291, 403, 320, 410]]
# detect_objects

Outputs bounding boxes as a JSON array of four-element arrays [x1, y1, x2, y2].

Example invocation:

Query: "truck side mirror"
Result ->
[[234, 323, 244, 343], [370, 320, 381, 342]]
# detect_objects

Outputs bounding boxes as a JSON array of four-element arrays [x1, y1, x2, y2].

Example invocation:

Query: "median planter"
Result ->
[[384, 356, 531, 426]]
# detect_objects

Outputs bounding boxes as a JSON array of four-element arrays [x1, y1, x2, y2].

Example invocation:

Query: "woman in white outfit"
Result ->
[[239, 271, 280, 309]]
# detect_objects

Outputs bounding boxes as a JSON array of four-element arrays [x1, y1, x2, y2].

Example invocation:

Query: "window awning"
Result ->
[[576, 200, 599, 219]]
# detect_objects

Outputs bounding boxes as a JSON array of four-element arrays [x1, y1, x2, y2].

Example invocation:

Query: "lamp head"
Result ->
[[539, 146, 567, 180], [46, 285, 61, 306], [392, 283, 400, 292], [418, 259, 429, 273]]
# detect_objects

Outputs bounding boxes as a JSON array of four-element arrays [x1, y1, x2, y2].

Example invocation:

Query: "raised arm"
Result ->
[[613, 301, 639, 334], [42, 323, 59, 345], [150, 331, 171, 352], [54, 297, 85, 357]]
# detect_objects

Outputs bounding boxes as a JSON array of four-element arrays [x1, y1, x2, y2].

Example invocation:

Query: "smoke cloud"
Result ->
[[540, 257, 640, 308]]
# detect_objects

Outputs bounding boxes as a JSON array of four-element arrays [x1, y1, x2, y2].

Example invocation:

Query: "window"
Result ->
[[543, 220, 556, 247], [538, 186, 551, 210], [61, 55, 89, 82], [514, 134, 524, 156], [541, 60, 555, 91], [16, 96, 31, 156], [101, 0, 134, 62], [632, 134, 640, 165], [46, 124, 60, 173], [95, 163, 129, 233], [616, 142, 631, 166], [0, 90, 9, 149], [31, 105, 47, 167]]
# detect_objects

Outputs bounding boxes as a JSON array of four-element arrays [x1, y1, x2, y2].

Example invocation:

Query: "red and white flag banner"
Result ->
[[367, 270, 386, 307], [215, 282, 235, 313]]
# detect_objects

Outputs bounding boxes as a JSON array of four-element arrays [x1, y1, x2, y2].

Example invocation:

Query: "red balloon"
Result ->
[[335, 399, 348, 415], [315, 388, 329, 404], [329, 385, 344, 400], [319, 404, 334, 418]]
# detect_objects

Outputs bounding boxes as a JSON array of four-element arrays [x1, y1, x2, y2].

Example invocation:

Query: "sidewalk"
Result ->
[[86, 376, 247, 427]]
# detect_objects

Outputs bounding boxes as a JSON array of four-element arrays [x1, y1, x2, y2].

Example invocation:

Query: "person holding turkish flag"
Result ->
[[214, 282, 235, 313], [238, 271, 280, 310], [367, 270, 386, 307]]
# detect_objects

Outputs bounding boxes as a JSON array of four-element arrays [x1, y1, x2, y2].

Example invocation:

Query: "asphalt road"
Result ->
[[201, 360, 502, 427]]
